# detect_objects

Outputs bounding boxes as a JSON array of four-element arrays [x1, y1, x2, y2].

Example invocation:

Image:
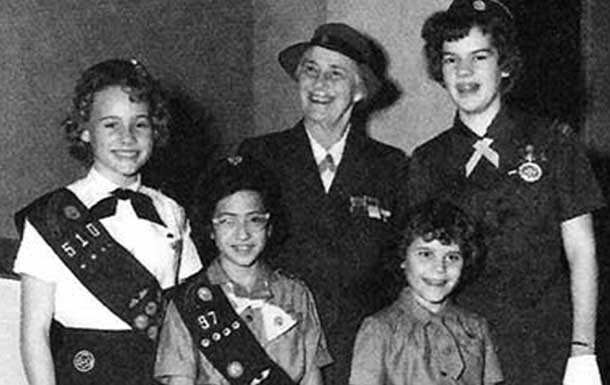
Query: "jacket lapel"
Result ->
[[284, 122, 328, 198], [328, 129, 368, 200]]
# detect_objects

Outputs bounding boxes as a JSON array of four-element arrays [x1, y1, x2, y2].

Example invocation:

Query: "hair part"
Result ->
[[62, 59, 170, 164], [421, 10, 522, 94]]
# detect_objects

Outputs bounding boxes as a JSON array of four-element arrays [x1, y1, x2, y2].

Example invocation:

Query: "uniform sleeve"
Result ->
[[12, 220, 61, 283], [552, 126, 605, 221], [301, 285, 333, 371], [480, 319, 504, 385], [349, 317, 388, 385], [155, 301, 198, 382]]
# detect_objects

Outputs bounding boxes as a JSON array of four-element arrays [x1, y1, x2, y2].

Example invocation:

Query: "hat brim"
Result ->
[[278, 42, 381, 100]]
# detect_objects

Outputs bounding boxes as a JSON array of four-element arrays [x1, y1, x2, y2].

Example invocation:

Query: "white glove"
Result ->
[[563, 355, 602, 385]]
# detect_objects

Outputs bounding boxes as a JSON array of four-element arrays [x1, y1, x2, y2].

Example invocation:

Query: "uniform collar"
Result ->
[[80, 168, 142, 207], [453, 105, 519, 145], [207, 259, 274, 300], [398, 287, 460, 326], [305, 124, 350, 166]]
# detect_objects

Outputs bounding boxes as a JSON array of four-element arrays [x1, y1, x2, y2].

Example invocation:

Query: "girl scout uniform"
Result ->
[[155, 259, 332, 385], [13, 168, 202, 385], [406, 107, 604, 384]]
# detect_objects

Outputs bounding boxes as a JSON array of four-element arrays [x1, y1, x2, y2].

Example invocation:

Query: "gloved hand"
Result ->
[[563, 355, 602, 385]]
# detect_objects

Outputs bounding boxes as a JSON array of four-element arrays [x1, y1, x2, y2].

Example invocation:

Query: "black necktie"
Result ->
[[90, 188, 166, 227]]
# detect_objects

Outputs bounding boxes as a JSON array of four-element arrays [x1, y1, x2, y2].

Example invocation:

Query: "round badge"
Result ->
[[227, 361, 244, 378], [63, 205, 81, 220], [73, 350, 95, 373], [144, 301, 158, 316], [201, 338, 211, 348], [231, 321, 241, 330], [518, 162, 542, 183], [133, 314, 150, 330], [147, 325, 159, 340], [212, 332, 221, 341], [197, 287, 213, 302], [222, 327, 231, 336], [473, 0, 486, 11]]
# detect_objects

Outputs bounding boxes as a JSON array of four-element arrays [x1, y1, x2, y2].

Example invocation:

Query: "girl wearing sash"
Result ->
[[155, 156, 332, 385], [13, 59, 202, 385]]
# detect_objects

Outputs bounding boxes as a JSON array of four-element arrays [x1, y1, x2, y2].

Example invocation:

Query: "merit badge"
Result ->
[[133, 314, 150, 330], [73, 350, 95, 373], [517, 144, 543, 183], [227, 361, 244, 378], [473, 0, 486, 11], [197, 286, 213, 302], [63, 205, 81, 220], [144, 301, 158, 316], [349, 195, 391, 222]]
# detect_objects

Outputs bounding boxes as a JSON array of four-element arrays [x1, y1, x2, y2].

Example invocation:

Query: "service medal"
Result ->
[[517, 144, 544, 183], [518, 161, 542, 183], [73, 350, 95, 373]]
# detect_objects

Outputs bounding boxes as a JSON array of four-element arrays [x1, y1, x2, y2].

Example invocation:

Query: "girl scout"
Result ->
[[13, 59, 202, 385]]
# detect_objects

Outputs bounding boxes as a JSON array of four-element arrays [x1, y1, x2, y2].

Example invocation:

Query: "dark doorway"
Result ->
[[508, 0, 583, 128]]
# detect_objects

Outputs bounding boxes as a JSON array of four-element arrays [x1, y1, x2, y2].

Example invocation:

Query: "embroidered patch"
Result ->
[[63, 205, 81, 220], [73, 350, 95, 373]]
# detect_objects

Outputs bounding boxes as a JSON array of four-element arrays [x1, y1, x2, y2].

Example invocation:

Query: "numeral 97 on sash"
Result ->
[[197, 311, 217, 330]]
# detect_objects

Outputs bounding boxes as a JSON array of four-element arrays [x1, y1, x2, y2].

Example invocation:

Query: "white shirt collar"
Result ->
[[305, 125, 350, 166], [75, 168, 142, 207]]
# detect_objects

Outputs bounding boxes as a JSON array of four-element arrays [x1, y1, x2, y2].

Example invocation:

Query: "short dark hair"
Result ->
[[399, 199, 485, 286], [189, 156, 286, 265], [62, 59, 169, 164], [421, 8, 522, 94]]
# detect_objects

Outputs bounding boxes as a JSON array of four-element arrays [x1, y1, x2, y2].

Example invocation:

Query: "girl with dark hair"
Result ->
[[155, 156, 332, 385], [407, 1, 604, 384]]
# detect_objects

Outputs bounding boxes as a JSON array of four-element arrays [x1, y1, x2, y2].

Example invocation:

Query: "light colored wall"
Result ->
[[327, 0, 454, 155], [252, 0, 326, 140], [250, 0, 454, 155]]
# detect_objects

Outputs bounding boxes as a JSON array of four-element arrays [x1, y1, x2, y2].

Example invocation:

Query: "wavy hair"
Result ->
[[62, 59, 169, 164], [421, 10, 522, 94]]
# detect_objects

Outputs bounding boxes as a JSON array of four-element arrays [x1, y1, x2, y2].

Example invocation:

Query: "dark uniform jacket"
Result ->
[[238, 121, 408, 384], [407, 106, 605, 385]]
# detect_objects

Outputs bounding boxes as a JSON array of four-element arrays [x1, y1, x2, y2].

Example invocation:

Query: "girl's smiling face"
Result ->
[[441, 26, 506, 121], [402, 237, 464, 313], [212, 190, 271, 272], [80, 85, 153, 186]]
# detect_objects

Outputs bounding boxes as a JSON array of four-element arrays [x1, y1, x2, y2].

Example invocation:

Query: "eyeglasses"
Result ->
[[212, 213, 270, 232]]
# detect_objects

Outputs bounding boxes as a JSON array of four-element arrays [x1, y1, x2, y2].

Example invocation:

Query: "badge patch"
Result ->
[[473, 0, 486, 11], [227, 361, 244, 378], [509, 144, 546, 183], [64, 205, 81, 220], [73, 350, 95, 373], [518, 162, 542, 183], [197, 287, 213, 302]]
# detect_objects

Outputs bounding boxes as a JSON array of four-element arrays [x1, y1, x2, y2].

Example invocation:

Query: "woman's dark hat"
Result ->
[[447, 0, 514, 21], [278, 23, 382, 99]]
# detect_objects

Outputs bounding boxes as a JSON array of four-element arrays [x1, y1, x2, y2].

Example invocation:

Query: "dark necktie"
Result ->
[[90, 188, 166, 227], [318, 153, 336, 173]]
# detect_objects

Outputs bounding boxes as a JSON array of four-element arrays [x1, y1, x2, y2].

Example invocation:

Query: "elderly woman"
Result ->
[[238, 23, 408, 385]]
